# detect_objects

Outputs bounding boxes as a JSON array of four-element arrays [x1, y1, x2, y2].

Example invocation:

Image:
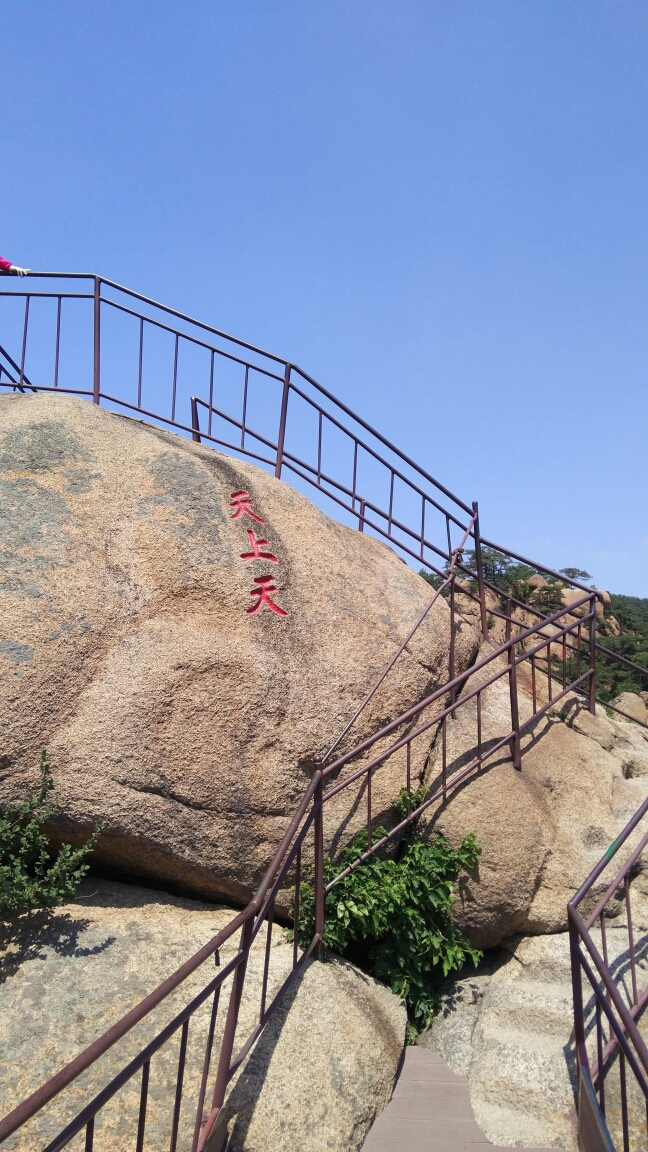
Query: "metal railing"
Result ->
[[0, 593, 601, 1151], [569, 796, 648, 1152], [2, 270, 646, 703], [0, 272, 488, 626], [3, 269, 648, 1149], [0, 774, 326, 1152]]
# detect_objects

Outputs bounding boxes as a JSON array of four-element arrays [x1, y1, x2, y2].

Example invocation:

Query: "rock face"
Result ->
[[0, 393, 478, 904], [418, 649, 648, 948], [0, 879, 407, 1152]]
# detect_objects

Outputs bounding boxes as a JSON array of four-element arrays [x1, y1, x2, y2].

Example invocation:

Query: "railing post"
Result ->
[[93, 277, 101, 404], [506, 597, 522, 770], [569, 914, 588, 1082], [191, 397, 201, 443], [589, 594, 597, 715], [449, 574, 456, 718], [472, 501, 489, 641], [274, 363, 291, 479], [358, 499, 366, 532], [313, 774, 325, 961], [209, 917, 254, 1116]]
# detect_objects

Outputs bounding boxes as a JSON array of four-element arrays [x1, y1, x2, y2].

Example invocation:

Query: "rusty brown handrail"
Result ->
[[569, 793, 648, 1152]]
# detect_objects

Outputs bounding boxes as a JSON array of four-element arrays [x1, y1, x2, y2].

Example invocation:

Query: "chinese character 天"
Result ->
[[247, 574, 289, 618], [230, 490, 265, 524]]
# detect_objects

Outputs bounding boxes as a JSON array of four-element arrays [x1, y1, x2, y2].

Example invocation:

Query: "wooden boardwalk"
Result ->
[[362, 1046, 566, 1152]]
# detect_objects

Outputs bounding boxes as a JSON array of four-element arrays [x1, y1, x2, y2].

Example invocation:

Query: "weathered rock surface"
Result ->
[[612, 692, 648, 726], [0, 392, 478, 904], [419, 910, 648, 1150], [418, 650, 648, 948], [0, 879, 406, 1151]]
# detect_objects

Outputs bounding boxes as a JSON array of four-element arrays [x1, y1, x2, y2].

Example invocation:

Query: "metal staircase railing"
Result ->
[[1, 270, 648, 1150]]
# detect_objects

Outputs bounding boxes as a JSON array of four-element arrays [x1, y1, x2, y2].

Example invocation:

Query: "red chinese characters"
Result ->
[[239, 529, 278, 563], [246, 575, 289, 617], [230, 490, 288, 618], [230, 490, 265, 524]]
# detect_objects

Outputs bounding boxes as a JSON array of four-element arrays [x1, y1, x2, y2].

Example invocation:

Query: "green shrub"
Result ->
[[290, 790, 481, 1033], [0, 751, 105, 918]]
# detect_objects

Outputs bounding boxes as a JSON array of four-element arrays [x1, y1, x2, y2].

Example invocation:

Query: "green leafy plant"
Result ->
[[290, 790, 481, 1032], [0, 751, 105, 918]]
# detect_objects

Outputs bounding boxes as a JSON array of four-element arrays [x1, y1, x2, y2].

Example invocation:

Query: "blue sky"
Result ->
[[2, 1, 648, 593]]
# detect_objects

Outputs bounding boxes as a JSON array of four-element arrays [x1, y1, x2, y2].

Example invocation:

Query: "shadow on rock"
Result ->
[[0, 908, 116, 983]]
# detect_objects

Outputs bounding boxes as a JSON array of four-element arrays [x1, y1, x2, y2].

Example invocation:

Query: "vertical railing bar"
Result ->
[[358, 498, 366, 532], [137, 317, 144, 408], [620, 1048, 630, 1152], [84, 1116, 94, 1152], [190, 984, 221, 1152], [547, 639, 552, 703], [420, 497, 426, 562], [317, 410, 323, 485], [19, 295, 29, 388], [293, 845, 301, 969], [241, 365, 249, 449], [274, 363, 291, 479], [54, 297, 61, 388], [531, 653, 537, 714], [351, 439, 358, 513], [93, 278, 101, 404], [438, 714, 442, 797], [449, 576, 456, 718], [577, 622, 582, 678], [472, 501, 489, 640], [259, 904, 275, 1021], [477, 690, 482, 760], [367, 767, 372, 848], [387, 470, 394, 536], [446, 515, 452, 560], [313, 777, 325, 960], [210, 918, 254, 1113], [562, 633, 567, 689], [208, 351, 214, 437], [595, 999, 605, 1116], [171, 333, 179, 423], [589, 597, 597, 715], [506, 598, 522, 770], [600, 912, 611, 1007], [136, 1059, 150, 1152], [626, 876, 638, 1006], [169, 1018, 189, 1152]]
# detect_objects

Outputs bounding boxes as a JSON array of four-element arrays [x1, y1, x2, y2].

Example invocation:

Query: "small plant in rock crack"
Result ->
[[287, 788, 481, 1034], [0, 751, 105, 918]]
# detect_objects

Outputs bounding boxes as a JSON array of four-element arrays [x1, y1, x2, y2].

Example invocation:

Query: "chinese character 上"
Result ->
[[247, 574, 288, 618], [230, 490, 265, 524], [240, 529, 278, 563]]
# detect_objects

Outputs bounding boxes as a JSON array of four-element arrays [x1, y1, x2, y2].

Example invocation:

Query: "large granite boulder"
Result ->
[[0, 880, 406, 1151], [611, 692, 648, 725], [0, 392, 478, 904]]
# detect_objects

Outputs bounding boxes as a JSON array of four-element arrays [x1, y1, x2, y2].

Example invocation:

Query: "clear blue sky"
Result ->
[[2, 1, 647, 594]]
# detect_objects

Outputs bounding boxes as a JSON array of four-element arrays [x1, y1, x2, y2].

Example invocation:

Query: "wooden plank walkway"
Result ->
[[362, 1046, 566, 1152]]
